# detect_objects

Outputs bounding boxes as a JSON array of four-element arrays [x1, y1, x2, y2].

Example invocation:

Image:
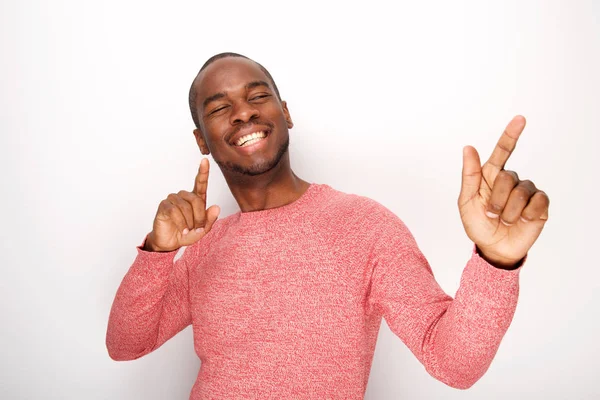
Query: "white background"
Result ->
[[1, 0, 599, 399]]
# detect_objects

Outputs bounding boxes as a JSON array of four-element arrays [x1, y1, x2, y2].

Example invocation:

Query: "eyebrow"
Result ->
[[202, 81, 272, 110], [246, 80, 271, 91], [203, 92, 226, 109]]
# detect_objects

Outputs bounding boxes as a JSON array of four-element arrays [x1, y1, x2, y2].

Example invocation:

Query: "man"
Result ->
[[106, 53, 549, 399]]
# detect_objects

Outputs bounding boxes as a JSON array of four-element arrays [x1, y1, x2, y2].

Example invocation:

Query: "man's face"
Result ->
[[192, 57, 293, 176]]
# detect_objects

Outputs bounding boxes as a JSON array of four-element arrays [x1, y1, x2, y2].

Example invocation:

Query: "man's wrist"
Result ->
[[142, 233, 159, 252], [475, 246, 524, 270]]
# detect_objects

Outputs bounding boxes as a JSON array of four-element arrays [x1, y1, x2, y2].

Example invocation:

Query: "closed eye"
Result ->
[[250, 94, 271, 101], [209, 105, 228, 115]]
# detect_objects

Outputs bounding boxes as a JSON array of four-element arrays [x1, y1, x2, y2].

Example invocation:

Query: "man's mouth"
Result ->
[[234, 130, 269, 147]]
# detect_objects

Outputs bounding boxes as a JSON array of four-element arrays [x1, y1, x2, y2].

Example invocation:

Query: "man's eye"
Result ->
[[209, 106, 228, 115], [250, 94, 270, 101]]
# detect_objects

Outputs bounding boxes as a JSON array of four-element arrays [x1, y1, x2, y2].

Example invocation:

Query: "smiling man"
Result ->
[[106, 53, 549, 399]]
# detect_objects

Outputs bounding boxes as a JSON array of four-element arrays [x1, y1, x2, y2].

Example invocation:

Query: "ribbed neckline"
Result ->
[[237, 183, 329, 223]]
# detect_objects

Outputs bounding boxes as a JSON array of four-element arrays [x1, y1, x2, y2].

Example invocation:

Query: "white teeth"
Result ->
[[240, 138, 262, 147], [235, 131, 267, 146]]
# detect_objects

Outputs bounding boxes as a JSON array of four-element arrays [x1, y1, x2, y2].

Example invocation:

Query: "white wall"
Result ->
[[1, 0, 598, 398]]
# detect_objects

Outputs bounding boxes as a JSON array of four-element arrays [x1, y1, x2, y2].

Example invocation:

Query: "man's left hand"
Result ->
[[458, 115, 550, 269]]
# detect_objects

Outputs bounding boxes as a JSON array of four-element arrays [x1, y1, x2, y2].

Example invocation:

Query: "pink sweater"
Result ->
[[107, 184, 520, 399]]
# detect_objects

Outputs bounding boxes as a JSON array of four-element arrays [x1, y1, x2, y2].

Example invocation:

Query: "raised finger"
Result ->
[[178, 190, 207, 229], [520, 190, 550, 223], [167, 193, 194, 231], [486, 170, 519, 219], [193, 158, 210, 203], [500, 180, 537, 225], [485, 115, 526, 175]]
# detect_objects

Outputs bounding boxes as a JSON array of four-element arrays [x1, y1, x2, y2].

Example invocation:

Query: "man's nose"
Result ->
[[230, 101, 259, 125]]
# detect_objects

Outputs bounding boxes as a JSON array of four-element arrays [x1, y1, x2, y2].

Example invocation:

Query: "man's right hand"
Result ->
[[144, 158, 220, 252]]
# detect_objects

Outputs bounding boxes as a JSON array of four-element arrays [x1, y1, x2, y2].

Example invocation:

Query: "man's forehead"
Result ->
[[194, 57, 272, 98]]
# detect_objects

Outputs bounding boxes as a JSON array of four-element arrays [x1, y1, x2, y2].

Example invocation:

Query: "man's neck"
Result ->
[[223, 155, 310, 213]]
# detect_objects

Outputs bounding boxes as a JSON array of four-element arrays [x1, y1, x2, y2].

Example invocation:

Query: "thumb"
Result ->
[[459, 145, 482, 205], [203, 205, 221, 234]]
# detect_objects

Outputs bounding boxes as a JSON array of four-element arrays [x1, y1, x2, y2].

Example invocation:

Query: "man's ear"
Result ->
[[193, 129, 210, 155], [281, 101, 294, 129]]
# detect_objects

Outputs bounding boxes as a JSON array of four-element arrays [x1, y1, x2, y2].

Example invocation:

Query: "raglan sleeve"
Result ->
[[106, 237, 196, 361], [365, 203, 520, 389]]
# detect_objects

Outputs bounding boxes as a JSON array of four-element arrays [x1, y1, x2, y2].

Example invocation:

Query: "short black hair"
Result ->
[[188, 52, 282, 129]]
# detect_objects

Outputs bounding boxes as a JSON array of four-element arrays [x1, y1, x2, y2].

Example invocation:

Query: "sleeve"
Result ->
[[106, 238, 195, 361], [366, 206, 520, 389]]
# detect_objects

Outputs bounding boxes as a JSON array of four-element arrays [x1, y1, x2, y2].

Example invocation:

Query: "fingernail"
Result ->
[[500, 219, 513, 226], [195, 228, 204, 234], [486, 211, 499, 219], [182, 228, 189, 235], [520, 216, 529, 223]]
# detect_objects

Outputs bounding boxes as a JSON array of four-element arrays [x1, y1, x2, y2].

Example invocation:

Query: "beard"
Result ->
[[215, 135, 290, 176]]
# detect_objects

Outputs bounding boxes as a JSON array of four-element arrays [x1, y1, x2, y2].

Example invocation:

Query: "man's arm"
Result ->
[[106, 158, 219, 360], [106, 240, 194, 361], [367, 115, 548, 388], [366, 215, 519, 389]]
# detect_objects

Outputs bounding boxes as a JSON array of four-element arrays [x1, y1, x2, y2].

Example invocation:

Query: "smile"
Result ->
[[235, 131, 268, 147]]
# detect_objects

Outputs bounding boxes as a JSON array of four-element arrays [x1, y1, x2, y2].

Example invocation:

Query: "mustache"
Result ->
[[226, 120, 275, 142]]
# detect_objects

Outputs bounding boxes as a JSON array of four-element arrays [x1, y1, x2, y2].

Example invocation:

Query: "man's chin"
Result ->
[[216, 138, 290, 177], [217, 159, 278, 176]]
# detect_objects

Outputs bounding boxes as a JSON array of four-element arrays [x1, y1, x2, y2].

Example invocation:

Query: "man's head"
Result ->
[[189, 53, 293, 177], [189, 53, 282, 129]]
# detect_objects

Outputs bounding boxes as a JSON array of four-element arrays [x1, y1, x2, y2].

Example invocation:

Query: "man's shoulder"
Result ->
[[316, 183, 388, 208], [315, 184, 399, 221], [310, 184, 413, 246]]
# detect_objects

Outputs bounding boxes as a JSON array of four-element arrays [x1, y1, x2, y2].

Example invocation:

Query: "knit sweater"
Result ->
[[106, 184, 520, 399]]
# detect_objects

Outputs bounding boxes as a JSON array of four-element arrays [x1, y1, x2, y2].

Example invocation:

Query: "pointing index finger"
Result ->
[[485, 115, 526, 172], [193, 158, 210, 203]]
